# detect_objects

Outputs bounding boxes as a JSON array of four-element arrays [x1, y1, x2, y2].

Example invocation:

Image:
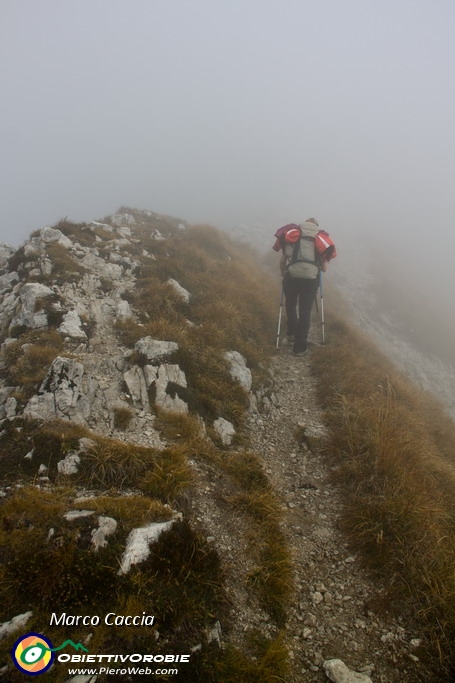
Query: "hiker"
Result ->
[[273, 218, 335, 354]]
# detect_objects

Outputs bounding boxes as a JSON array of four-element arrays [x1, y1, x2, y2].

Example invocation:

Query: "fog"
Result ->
[[1, 1, 455, 327]]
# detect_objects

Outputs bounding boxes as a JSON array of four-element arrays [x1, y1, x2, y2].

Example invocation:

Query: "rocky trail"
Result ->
[[242, 340, 431, 683]]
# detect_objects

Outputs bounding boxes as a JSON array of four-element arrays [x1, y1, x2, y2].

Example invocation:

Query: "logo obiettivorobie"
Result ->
[[11, 632, 88, 676]]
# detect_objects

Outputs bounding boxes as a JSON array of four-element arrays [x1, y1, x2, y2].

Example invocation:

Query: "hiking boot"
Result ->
[[293, 342, 308, 355]]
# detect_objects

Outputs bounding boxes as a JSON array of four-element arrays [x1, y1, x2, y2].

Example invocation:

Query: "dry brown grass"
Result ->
[[1, 329, 64, 395], [138, 446, 195, 502], [311, 305, 455, 673], [112, 405, 134, 430]]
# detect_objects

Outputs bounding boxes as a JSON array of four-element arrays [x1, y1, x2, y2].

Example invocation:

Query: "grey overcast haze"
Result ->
[[1, 0, 455, 311]]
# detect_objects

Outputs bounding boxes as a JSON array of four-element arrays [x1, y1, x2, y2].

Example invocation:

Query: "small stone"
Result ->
[[312, 592, 324, 605]]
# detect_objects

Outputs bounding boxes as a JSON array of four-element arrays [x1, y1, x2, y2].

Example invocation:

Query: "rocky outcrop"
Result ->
[[124, 362, 188, 413], [24, 357, 92, 424], [134, 337, 179, 362], [9, 282, 54, 331]]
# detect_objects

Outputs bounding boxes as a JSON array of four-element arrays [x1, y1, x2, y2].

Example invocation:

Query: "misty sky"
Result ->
[[1, 0, 455, 297]]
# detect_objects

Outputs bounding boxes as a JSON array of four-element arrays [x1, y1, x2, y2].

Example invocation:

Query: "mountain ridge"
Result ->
[[0, 208, 452, 682]]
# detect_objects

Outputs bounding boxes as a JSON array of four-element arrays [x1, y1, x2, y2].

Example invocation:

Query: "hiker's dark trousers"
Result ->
[[283, 275, 318, 350]]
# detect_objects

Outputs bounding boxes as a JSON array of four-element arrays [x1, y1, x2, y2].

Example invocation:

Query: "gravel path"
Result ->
[[244, 341, 433, 682]]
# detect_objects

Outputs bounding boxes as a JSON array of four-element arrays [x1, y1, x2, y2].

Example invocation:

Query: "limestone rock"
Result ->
[[0, 611, 33, 640], [0, 271, 19, 294], [134, 337, 179, 362], [111, 212, 135, 226], [80, 252, 123, 280], [119, 516, 182, 574], [214, 417, 236, 445], [167, 278, 191, 303], [124, 365, 148, 408], [5, 396, 17, 418], [154, 364, 188, 413], [0, 387, 16, 420], [116, 226, 132, 238], [90, 221, 113, 231], [64, 510, 96, 521], [57, 451, 81, 475], [143, 365, 159, 387], [115, 299, 133, 321], [40, 226, 73, 248], [323, 659, 372, 683], [58, 310, 87, 339], [9, 282, 54, 330], [224, 350, 252, 392], [91, 516, 118, 551], [23, 356, 91, 424]]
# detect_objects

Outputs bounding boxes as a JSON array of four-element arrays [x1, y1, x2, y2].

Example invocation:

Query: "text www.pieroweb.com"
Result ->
[[67, 666, 178, 676]]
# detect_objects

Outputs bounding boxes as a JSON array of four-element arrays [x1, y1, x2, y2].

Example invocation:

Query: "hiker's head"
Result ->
[[306, 217, 319, 226]]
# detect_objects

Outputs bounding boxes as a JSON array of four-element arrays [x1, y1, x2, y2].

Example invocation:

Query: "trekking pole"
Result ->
[[276, 286, 284, 349], [319, 271, 325, 345]]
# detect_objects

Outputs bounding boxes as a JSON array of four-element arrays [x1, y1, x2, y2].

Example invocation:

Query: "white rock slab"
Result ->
[[91, 516, 118, 551], [323, 659, 373, 683], [134, 337, 178, 362], [224, 350, 252, 392], [40, 227, 73, 248], [154, 364, 188, 413], [115, 299, 133, 321], [118, 516, 182, 574], [57, 451, 81, 475], [124, 365, 148, 407], [213, 417, 236, 446], [58, 310, 87, 339], [64, 509, 95, 521], [0, 611, 33, 640], [167, 278, 191, 303]]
